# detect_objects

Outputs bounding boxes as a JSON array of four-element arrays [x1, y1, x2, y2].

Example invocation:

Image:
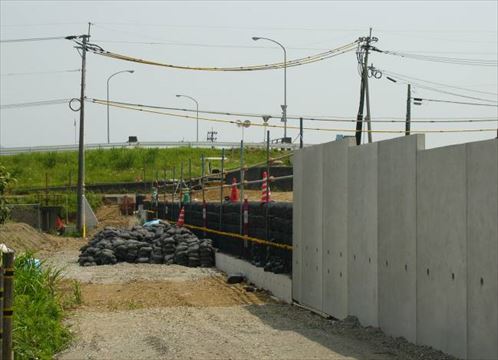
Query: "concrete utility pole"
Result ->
[[405, 84, 411, 136], [355, 28, 377, 145], [76, 23, 91, 234]]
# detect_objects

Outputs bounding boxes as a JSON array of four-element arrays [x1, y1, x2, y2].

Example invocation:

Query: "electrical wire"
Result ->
[[0, 36, 72, 43], [91, 99, 497, 134], [82, 39, 358, 71], [381, 69, 498, 97], [0, 69, 80, 77], [374, 48, 498, 67], [91, 39, 332, 52], [91, 98, 498, 124], [0, 99, 72, 109], [414, 98, 498, 107], [380, 70, 498, 103]]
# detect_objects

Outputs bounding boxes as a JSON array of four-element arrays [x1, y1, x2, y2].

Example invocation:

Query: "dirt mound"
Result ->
[[90, 205, 137, 237], [0, 222, 61, 253]]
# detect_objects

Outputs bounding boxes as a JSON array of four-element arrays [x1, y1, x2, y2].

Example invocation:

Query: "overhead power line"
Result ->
[[373, 48, 498, 67], [0, 99, 71, 109], [90, 99, 497, 133], [380, 69, 498, 97], [0, 36, 72, 43], [0, 69, 80, 77], [413, 97, 498, 107], [75, 38, 358, 71], [89, 98, 498, 123]]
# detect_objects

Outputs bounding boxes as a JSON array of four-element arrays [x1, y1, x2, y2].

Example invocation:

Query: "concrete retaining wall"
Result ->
[[292, 135, 498, 360], [215, 252, 292, 303]]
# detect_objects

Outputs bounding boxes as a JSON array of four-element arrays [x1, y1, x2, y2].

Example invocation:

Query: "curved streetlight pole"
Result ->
[[252, 36, 287, 140], [176, 94, 199, 142], [107, 70, 134, 143]]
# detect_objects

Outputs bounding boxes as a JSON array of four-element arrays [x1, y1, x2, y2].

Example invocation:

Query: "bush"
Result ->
[[12, 253, 73, 359]]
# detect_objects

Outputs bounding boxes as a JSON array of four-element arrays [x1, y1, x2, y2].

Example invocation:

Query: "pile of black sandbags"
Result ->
[[78, 220, 215, 267]]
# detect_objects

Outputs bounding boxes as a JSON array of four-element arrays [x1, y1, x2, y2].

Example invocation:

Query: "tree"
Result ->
[[0, 166, 15, 224]]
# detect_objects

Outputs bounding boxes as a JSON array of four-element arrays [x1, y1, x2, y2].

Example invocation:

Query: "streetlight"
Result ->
[[252, 36, 288, 141], [107, 70, 134, 144], [176, 94, 199, 143]]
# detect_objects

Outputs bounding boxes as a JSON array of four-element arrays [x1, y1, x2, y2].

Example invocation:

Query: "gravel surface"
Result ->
[[57, 305, 393, 360], [46, 250, 217, 284], [49, 234, 455, 360]]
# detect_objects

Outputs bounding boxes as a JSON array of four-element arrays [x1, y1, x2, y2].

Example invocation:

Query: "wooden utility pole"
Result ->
[[405, 84, 411, 136]]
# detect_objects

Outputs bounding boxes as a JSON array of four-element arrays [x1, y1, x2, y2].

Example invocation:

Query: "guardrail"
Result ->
[[0, 140, 299, 155]]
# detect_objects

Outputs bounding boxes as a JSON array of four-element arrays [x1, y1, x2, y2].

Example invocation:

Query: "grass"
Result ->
[[0, 147, 291, 190], [11, 252, 78, 359], [4, 191, 103, 220]]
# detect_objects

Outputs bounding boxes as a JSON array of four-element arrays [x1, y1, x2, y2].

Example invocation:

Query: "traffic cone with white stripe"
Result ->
[[176, 206, 185, 227], [261, 171, 271, 203]]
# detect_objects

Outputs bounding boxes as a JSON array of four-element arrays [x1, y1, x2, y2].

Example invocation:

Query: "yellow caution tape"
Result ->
[[183, 223, 292, 251]]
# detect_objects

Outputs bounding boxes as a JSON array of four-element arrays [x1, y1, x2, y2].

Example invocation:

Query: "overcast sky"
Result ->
[[1, 0, 497, 149]]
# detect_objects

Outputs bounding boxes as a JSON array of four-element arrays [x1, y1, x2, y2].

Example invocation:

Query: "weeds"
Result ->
[[12, 252, 76, 359]]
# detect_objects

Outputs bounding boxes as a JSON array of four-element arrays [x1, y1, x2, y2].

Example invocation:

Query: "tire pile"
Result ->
[[78, 221, 215, 267]]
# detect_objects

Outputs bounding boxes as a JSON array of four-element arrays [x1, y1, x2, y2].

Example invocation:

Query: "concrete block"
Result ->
[[378, 135, 424, 343], [416, 144, 467, 359], [215, 252, 292, 303], [321, 138, 354, 319], [466, 139, 498, 360], [300, 144, 323, 312], [347, 142, 378, 327], [292, 150, 303, 303]]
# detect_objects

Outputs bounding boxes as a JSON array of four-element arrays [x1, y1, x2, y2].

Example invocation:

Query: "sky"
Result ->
[[0, 0, 497, 149]]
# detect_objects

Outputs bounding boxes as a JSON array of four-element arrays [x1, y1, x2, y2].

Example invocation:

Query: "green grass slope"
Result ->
[[0, 147, 291, 189]]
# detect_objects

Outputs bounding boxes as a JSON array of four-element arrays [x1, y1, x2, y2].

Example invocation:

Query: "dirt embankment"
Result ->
[[0, 222, 84, 254]]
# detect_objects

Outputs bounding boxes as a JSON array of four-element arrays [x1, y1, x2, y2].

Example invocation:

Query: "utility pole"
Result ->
[[405, 84, 411, 136], [355, 28, 377, 145], [299, 117, 303, 148], [76, 23, 91, 234]]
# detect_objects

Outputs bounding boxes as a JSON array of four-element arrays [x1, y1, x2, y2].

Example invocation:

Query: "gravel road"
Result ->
[[51, 248, 454, 360]]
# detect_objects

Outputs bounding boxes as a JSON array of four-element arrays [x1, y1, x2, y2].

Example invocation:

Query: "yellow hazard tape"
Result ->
[[183, 223, 292, 251]]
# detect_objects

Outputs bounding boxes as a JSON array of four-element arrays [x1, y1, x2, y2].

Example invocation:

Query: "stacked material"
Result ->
[[78, 221, 215, 267]]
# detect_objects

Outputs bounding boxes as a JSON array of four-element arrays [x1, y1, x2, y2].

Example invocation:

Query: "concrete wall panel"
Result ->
[[321, 138, 354, 319], [292, 151, 303, 303], [347, 142, 378, 327], [466, 139, 498, 360], [300, 145, 323, 311], [378, 135, 424, 343], [416, 144, 467, 359]]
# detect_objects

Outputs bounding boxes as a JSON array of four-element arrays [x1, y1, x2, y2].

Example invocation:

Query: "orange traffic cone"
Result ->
[[176, 206, 185, 227], [230, 177, 239, 202], [261, 171, 271, 203]]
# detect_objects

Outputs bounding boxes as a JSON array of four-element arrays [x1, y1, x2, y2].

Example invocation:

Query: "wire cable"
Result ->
[[381, 69, 498, 97], [81, 39, 358, 71], [0, 69, 80, 77], [91, 99, 497, 134], [0, 36, 72, 43], [0, 99, 72, 109], [374, 48, 498, 67], [90, 98, 498, 124], [414, 97, 498, 107]]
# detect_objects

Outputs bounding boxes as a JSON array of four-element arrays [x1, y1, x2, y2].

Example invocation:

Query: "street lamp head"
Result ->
[[176, 94, 181, 98], [252, 37, 260, 41], [128, 70, 135, 74]]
